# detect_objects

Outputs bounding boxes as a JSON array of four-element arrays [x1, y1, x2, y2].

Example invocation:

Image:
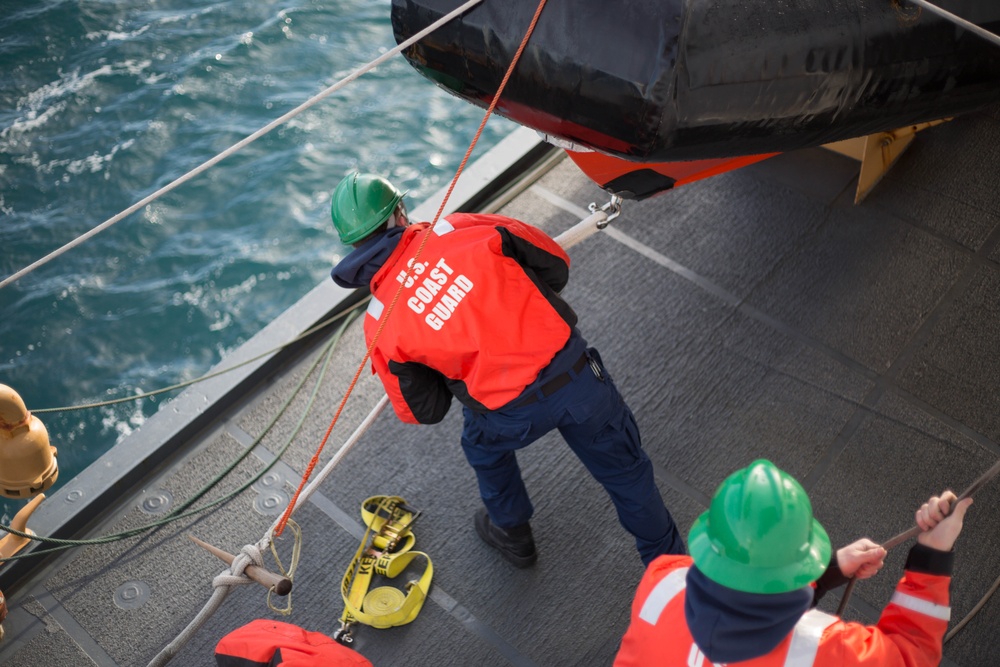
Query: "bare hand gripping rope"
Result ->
[[835, 457, 1000, 635]]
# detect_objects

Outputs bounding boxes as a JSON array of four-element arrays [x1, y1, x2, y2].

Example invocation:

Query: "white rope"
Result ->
[[553, 211, 609, 250], [904, 0, 1000, 48], [146, 543, 266, 666], [147, 587, 231, 667], [1, 0, 485, 291], [266, 395, 391, 540]]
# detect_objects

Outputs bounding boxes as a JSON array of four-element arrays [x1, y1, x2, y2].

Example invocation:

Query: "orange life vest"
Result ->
[[365, 213, 574, 423], [215, 620, 372, 667]]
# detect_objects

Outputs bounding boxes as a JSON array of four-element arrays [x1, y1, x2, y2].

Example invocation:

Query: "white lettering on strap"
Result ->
[[638, 567, 688, 625], [367, 295, 384, 320], [782, 609, 837, 667], [890, 592, 951, 621], [433, 217, 455, 235]]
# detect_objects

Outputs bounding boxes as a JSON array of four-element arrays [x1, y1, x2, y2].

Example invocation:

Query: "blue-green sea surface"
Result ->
[[0, 0, 514, 521]]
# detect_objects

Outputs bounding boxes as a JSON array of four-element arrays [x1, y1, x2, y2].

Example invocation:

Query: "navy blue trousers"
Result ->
[[460, 348, 685, 565]]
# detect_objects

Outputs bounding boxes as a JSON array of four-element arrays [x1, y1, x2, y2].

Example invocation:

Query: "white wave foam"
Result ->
[[64, 139, 136, 176], [84, 23, 150, 43], [1, 60, 155, 143]]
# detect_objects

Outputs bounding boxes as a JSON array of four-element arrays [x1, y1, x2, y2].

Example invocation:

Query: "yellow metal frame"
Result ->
[[0, 494, 44, 560], [823, 119, 951, 203]]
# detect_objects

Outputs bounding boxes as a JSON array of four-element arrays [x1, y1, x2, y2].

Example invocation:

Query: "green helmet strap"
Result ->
[[687, 459, 832, 594], [330, 172, 406, 245]]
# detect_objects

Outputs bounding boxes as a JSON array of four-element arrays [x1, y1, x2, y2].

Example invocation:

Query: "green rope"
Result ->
[[0, 308, 358, 561], [32, 297, 369, 414]]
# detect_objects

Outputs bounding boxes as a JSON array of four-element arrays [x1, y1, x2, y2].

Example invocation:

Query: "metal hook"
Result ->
[[333, 620, 355, 644], [588, 195, 623, 229]]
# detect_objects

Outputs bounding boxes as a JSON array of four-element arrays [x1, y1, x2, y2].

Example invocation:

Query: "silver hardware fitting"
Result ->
[[333, 621, 355, 644], [588, 195, 623, 228], [536, 131, 594, 153]]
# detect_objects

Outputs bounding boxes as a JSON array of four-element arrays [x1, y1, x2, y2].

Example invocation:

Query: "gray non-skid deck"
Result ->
[[2, 108, 1000, 667]]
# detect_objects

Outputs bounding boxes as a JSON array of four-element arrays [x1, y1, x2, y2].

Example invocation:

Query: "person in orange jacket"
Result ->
[[614, 459, 973, 667], [329, 172, 685, 568]]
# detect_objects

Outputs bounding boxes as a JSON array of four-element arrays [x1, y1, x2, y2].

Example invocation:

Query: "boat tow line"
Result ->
[[334, 496, 433, 645], [836, 456, 1000, 641]]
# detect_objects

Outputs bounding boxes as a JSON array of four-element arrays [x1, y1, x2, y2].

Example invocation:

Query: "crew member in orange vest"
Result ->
[[614, 459, 972, 667], [329, 172, 685, 568]]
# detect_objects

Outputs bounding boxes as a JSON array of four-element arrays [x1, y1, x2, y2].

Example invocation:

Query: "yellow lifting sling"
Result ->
[[334, 496, 433, 644]]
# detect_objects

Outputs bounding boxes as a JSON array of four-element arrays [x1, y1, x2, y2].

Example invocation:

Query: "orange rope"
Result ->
[[275, 0, 550, 536]]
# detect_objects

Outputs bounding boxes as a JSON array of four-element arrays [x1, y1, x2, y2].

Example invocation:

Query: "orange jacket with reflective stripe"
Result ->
[[364, 213, 574, 424], [614, 555, 951, 667]]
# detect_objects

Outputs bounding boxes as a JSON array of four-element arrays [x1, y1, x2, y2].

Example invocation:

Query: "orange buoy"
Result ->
[[0, 384, 58, 499]]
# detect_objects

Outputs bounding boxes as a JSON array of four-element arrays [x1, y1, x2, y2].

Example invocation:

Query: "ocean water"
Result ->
[[0, 0, 514, 521]]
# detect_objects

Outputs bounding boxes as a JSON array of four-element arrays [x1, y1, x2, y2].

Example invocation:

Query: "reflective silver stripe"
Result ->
[[638, 567, 688, 625], [433, 217, 455, 235], [367, 295, 384, 320], [782, 609, 837, 667], [687, 643, 701, 666], [890, 592, 951, 621]]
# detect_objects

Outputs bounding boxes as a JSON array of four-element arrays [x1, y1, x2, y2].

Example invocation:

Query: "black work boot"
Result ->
[[474, 507, 537, 568]]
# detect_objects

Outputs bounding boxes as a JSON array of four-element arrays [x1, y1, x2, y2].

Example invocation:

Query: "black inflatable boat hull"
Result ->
[[391, 0, 1000, 162]]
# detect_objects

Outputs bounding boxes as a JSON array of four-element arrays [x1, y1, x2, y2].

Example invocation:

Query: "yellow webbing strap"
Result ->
[[339, 496, 433, 631]]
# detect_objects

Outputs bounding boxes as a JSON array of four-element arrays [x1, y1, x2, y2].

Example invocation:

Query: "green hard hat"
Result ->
[[688, 459, 831, 594], [330, 172, 406, 245]]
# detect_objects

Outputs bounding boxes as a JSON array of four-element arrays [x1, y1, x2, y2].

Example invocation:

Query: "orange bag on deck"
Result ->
[[215, 620, 373, 667]]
